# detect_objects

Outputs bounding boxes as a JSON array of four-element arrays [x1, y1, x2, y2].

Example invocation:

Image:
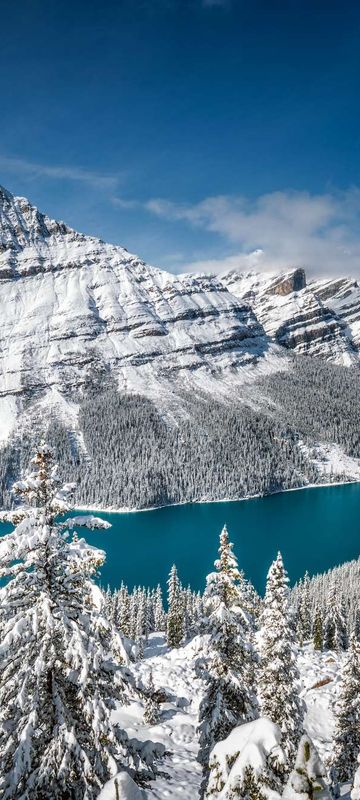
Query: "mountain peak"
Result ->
[[0, 184, 77, 254], [0, 183, 14, 202]]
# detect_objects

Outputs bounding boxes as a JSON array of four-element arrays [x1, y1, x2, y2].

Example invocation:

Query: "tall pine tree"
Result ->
[[258, 552, 303, 777], [324, 586, 348, 651], [166, 564, 184, 648], [312, 605, 324, 651], [0, 443, 151, 799], [197, 524, 258, 796]]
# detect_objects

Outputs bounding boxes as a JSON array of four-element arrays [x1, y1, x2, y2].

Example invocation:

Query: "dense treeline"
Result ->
[[260, 356, 360, 457], [292, 557, 360, 648], [1, 356, 360, 508]]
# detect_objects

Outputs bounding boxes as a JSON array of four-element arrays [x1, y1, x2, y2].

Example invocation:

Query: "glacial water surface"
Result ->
[[1, 483, 359, 592], [73, 483, 360, 592]]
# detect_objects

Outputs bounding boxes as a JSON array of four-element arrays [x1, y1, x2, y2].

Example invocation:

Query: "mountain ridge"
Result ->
[[0, 182, 359, 445]]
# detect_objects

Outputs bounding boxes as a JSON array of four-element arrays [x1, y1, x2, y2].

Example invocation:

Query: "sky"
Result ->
[[1, 0, 360, 276]]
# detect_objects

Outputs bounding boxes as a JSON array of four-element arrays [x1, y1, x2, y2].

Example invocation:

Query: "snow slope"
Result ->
[[110, 634, 342, 799]]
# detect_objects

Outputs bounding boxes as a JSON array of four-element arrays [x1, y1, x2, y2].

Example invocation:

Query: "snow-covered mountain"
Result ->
[[0, 183, 359, 442], [221, 268, 359, 364]]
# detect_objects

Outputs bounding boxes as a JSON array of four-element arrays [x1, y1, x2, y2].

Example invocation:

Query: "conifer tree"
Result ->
[[129, 591, 138, 641], [331, 634, 360, 785], [166, 564, 184, 648], [135, 590, 146, 659], [118, 584, 132, 639], [283, 735, 330, 800], [205, 717, 285, 800], [197, 525, 258, 796], [324, 586, 348, 651], [312, 605, 324, 651], [143, 671, 160, 726], [299, 571, 312, 641], [238, 570, 261, 625], [258, 552, 303, 776], [353, 608, 360, 642], [0, 443, 148, 800], [145, 588, 154, 637], [154, 584, 166, 631]]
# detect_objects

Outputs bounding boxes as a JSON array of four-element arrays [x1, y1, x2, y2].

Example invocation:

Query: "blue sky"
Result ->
[[1, 0, 360, 275]]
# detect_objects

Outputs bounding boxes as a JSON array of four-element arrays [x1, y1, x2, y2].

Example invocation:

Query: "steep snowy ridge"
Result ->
[[0, 184, 359, 441], [221, 268, 358, 364]]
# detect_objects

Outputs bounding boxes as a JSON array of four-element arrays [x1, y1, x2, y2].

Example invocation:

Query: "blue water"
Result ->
[[1, 483, 360, 593]]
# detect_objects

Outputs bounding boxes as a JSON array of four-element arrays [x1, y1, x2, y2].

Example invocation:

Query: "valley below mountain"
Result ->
[[1, 183, 360, 508]]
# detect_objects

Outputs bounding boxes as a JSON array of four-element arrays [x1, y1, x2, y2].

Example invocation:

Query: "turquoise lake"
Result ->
[[76, 482, 360, 593], [2, 483, 360, 593]]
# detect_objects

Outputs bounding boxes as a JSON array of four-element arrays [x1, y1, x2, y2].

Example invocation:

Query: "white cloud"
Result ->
[[144, 189, 360, 277], [0, 155, 120, 191]]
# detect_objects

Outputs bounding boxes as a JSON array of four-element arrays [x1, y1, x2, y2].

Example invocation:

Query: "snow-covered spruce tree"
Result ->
[[118, 584, 132, 639], [300, 572, 312, 641], [353, 608, 360, 642], [312, 605, 324, 651], [129, 591, 138, 641], [258, 552, 303, 777], [197, 525, 258, 796], [283, 734, 331, 800], [143, 671, 160, 726], [206, 718, 285, 800], [145, 589, 154, 637], [154, 584, 166, 631], [238, 570, 261, 626], [135, 590, 146, 659], [0, 443, 157, 800], [331, 634, 360, 787], [296, 572, 312, 646], [166, 564, 184, 648], [324, 586, 348, 651]]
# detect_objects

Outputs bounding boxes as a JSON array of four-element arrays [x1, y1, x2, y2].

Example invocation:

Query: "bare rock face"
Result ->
[[267, 268, 307, 296]]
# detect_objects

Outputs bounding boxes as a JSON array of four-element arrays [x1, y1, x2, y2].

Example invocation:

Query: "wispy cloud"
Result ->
[[0, 155, 120, 191], [143, 188, 360, 277]]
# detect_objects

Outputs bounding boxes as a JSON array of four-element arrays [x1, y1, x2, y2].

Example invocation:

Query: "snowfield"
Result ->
[[108, 634, 343, 799]]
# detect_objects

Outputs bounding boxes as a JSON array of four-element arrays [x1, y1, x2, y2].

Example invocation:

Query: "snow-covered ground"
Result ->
[[108, 634, 343, 799], [298, 440, 360, 481], [113, 634, 205, 799]]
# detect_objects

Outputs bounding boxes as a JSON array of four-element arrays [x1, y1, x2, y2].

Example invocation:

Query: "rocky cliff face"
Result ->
[[0, 184, 359, 442], [221, 269, 358, 363]]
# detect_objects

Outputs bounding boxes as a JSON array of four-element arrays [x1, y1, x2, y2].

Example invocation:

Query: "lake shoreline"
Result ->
[[75, 476, 360, 516]]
